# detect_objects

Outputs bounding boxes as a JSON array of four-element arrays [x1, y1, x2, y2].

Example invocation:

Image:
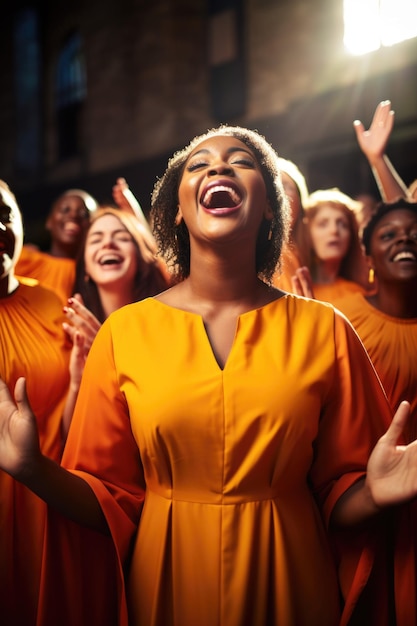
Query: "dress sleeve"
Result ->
[[62, 316, 145, 561], [309, 310, 395, 626], [309, 309, 393, 525]]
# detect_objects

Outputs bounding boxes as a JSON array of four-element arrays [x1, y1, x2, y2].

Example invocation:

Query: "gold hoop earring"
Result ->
[[368, 267, 375, 284], [268, 226, 273, 241]]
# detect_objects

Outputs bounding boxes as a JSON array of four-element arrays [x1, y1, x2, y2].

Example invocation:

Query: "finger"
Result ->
[[62, 322, 77, 342], [353, 120, 364, 137], [291, 275, 302, 296], [297, 267, 314, 297], [72, 293, 85, 306], [381, 401, 411, 445], [14, 377, 29, 407]]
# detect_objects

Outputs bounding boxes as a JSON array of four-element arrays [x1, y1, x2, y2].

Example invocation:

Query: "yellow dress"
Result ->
[[0, 278, 70, 626], [52, 295, 392, 626]]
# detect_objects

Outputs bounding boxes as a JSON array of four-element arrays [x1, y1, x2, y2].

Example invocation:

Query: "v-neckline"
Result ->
[[151, 295, 289, 372]]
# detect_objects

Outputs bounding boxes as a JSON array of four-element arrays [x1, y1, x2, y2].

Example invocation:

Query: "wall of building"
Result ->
[[1, 0, 416, 243]]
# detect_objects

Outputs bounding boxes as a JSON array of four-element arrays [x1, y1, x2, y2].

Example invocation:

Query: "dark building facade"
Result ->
[[1, 0, 417, 244]]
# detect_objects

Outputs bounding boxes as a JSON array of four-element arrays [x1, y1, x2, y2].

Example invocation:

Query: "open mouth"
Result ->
[[392, 250, 417, 263], [201, 185, 242, 210], [98, 254, 123, 266], [63, 222, 82, 235]]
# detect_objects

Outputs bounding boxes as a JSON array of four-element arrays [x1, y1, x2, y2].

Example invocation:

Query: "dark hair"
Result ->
[[362, 198, 417, 255], [150, 125, 290, 283], [73, 207, 171, 322]]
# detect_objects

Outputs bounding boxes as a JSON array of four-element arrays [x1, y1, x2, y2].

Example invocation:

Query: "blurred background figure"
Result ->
[[300, 188, 371, 304], [61, 206, 172, 436], [15, 188, 98, 305], [271, 157, 310, 291], [0, 180, 71, 626], [334, 197, 417, 626]]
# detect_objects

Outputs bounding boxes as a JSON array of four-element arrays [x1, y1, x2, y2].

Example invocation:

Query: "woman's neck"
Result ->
[[49, 241, 77, 259], [312, 259, 341, 285], [98, 286, 135, 319], [367, 281, 417, 319]]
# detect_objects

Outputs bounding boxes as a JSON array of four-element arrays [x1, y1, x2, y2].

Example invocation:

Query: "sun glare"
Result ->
[[344, 0, 417, 55]]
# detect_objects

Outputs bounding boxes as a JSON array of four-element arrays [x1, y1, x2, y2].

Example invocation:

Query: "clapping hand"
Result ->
[[63, 293, 101, 357]]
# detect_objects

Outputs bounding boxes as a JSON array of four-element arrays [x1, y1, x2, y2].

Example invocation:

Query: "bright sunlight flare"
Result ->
[[343, 0, 417, 55]]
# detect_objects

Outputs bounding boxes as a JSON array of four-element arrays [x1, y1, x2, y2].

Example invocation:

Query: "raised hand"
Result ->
[[291, 266, 315, 299], [366, 401, 417, 507], [0, 377, 41, 480], [112, 177, 152, 232], [353, 100, 395, 162], [63, 293, 102, 357]]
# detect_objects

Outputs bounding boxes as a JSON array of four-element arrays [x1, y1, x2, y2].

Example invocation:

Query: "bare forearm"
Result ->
[[369, 155, 408, 201], [61, 383, 80, 441], [23, 454, 109, 534]]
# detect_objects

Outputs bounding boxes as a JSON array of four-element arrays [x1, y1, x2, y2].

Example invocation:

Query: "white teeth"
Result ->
[[99, 254, 122, 265], [393, 251, 416, 262], [202, 185, 241, 206]]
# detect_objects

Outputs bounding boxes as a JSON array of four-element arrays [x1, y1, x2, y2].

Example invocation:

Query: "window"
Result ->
[[343, 0, 417, 55], [208, 0, 246, 120], [55, 31, 86, 159], [13, 9, 41, 173]]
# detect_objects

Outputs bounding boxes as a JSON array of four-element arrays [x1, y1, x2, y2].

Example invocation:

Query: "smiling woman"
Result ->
[[334, 198, 417, 625], [60, 206, 172, 437], [15, 188, 98, 305], [2, 129, 417, 626], [72, 207, 171, 323], [0, 180, 71, 625]]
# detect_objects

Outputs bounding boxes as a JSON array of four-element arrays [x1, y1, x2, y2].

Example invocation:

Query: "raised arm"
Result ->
[[0, 377, 109, 534], [353, 100, 408, 201], [112, 177, 153, 233]]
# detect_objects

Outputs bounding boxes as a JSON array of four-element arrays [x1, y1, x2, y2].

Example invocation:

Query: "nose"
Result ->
[[100, 235, 118, 248], [396, 228, 415, 243], [68, 205, 88, 221], [207, 160, 233, 176]]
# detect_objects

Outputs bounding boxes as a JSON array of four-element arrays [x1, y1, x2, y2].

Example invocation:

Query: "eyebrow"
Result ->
[[377, 218, 417, 228], [88, 227, 129, 237], [188, 146, 254, 159]]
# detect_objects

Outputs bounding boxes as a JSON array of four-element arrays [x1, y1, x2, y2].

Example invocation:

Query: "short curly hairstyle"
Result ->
[[150, 125, 290, 283], [362, 197, 417, 255]]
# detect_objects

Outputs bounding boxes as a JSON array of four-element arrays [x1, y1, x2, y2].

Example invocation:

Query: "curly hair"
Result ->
[[362, 197, 417, 255], [150, 125, 290, 283]]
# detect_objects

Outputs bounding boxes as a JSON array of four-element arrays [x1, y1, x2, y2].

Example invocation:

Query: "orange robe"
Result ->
[[38, 295, 393, 626], [334, 292, 417, 626], [313, 277, 366, 306], [0, 278, 70, 626], [16, 245, 76, 305]]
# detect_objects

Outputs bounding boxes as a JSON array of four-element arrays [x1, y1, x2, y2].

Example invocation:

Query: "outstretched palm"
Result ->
[[367, 401, 417, 507], [0, 377, 40, 479]]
